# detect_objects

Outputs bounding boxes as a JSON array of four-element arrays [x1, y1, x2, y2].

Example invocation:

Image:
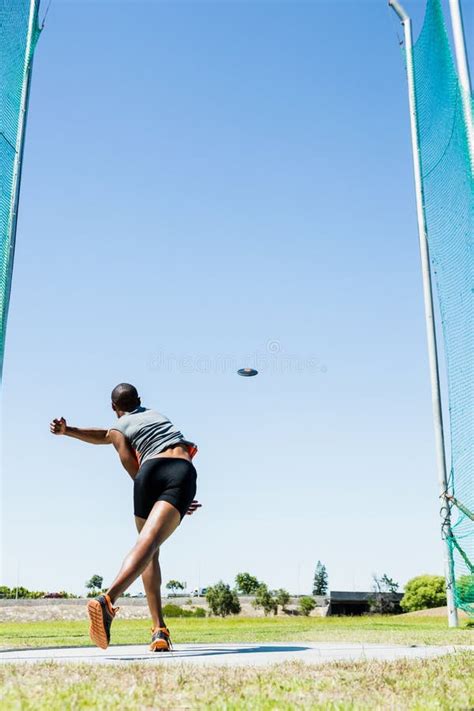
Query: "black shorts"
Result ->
[[133, 457, 197, 520]]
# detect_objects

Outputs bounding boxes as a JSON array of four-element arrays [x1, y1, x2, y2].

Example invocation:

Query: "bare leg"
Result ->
[[106, 501, 180, 604], [142, 554, 165, 629], [136, 516, 165, 629]]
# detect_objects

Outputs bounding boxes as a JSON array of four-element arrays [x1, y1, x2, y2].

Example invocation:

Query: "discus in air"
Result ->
[[237, 368, 258, 377]]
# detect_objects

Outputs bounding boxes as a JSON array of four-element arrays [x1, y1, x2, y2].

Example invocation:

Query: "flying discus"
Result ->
[[237, 368, 258, 377]]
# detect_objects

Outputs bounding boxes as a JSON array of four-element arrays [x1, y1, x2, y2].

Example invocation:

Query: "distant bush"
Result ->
[[0, 587, 77, 600], [0, 585, 77, 600], [299, 596, 316, 616], [253, 584, 277, 616], [274, 588, 291, 611], [162, 603, 184, 617], [162, 603, 206, 618], [0, 586, 44, 599], [4, 586, 35, 599], [400, 575, 447, 612], [206, 582, 241, 617]]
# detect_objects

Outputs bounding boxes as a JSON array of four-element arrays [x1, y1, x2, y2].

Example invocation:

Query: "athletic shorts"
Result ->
[[133, 457, 197, 520]]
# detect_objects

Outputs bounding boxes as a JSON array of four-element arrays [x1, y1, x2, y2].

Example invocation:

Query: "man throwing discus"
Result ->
[[50, 383, 200, 652]]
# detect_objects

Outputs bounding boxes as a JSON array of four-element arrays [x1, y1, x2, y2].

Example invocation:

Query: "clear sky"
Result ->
[[1, 0, 471, 596]]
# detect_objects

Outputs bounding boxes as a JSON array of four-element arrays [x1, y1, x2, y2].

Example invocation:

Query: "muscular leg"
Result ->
[[106, 501, 180, 604], [136, 516, 165, 630]]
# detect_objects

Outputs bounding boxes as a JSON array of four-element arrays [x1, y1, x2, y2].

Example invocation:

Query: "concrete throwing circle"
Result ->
[[0, 643, 471, 666]]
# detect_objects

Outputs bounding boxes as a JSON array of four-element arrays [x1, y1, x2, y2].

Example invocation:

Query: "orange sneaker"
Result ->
[[87, 594, 118, 650], [150, 626, 172, 652]]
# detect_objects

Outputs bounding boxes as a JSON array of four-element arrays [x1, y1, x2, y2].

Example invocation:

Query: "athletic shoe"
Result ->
[[150, 626, 172, 652], [87, 594, 118, 649]]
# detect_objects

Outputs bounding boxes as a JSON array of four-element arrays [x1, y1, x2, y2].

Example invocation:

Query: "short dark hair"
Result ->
[[111, 383, 140, 412]]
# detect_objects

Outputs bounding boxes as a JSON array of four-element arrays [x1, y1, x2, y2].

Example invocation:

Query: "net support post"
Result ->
[[388, 0, 459, 628], [448, 0, 473, 173], [2, 0, 39, 380]]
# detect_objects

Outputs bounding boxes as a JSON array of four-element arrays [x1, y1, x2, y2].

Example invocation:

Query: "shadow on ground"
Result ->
[[107, 645, 310, 662]]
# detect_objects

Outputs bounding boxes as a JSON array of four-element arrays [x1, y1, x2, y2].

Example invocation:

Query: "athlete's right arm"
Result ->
[[108, 429, 139, 479], [49, 417, 111, 445]]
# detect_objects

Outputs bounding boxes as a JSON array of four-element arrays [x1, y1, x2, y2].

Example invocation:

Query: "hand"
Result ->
[[186, 500, 202, 516], [50, 417, 67, 435]]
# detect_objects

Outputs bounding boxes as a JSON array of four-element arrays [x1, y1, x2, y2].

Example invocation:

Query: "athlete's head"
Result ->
[[111, 383, 141, 415]]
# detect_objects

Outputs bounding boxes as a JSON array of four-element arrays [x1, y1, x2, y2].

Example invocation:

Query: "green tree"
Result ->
[[206, 582, 241, 617], [369, 573, 401, 614], [299, 596, 316, 616], [378, 574, 399, 593], [85, 575, 103, 592], [274, 588, 291, 611], [253, 584, 278, 616], [166, 580, 185, 596], [312, 561, 328, 596], [235, 572, 260, 595], [400, 575, 447, 612]]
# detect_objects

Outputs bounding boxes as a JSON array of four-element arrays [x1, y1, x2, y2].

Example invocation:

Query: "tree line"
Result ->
[[2, 563, 471, 616]]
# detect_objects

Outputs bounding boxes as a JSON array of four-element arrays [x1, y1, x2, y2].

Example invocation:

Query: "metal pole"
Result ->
[[2, 0, 39, 379], [448, 0, 474, 173], [389, 0, 459, 627]]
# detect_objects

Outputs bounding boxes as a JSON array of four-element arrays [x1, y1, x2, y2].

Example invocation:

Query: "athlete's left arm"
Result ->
[[108, 430, 139, 480]]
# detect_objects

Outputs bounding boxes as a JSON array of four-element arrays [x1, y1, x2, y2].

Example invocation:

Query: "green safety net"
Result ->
[[412, 0, 473, 615], [0, 0, 41, 378]]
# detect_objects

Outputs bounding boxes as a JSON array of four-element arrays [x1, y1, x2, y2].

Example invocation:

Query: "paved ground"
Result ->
[[0, 643, 471, 667]]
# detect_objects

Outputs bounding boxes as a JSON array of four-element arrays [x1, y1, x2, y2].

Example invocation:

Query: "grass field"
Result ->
[[1, 616, 473, 709], [0, 653, 473, 709], [1, 613, 473, 649]]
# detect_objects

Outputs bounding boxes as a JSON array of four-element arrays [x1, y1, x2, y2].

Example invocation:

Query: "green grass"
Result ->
[[1, 616, 473, 709], [1, 614, 473, 650], [0, 653, 473, 709]]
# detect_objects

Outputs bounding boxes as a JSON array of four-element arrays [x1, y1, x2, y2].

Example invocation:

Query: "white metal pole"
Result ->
[[389, 0, 458, 627], [448, 0, 474, 173]]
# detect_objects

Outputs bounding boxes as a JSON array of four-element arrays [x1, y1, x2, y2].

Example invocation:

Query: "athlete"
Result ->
[[50, 383, 200, 652]]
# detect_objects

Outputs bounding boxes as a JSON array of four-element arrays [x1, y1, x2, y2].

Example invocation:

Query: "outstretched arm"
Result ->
[[50, 417, 111, 445]]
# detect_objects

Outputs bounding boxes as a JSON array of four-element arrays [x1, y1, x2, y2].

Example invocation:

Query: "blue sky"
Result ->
[[1, 0, 471, 596]]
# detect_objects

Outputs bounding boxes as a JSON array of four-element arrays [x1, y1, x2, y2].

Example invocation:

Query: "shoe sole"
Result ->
[[87, 599, 109, 650], [149, 640, 171, 652]]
